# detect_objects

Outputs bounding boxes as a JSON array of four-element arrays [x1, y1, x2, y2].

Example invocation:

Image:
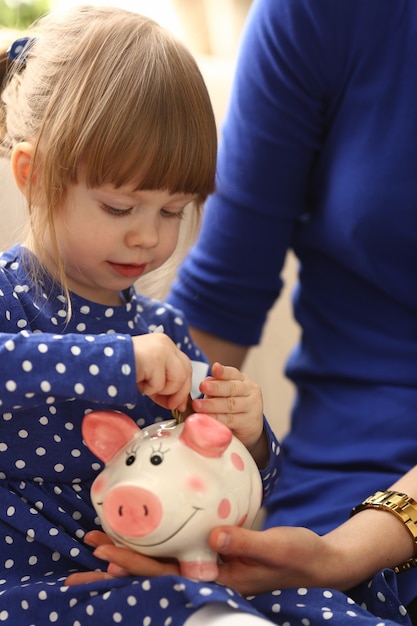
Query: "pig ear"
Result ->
[[82, 411, 140, 463], [180, 413, 232, 458]]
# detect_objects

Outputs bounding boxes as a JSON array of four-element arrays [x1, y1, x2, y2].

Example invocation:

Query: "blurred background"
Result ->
[[0, 0, 298, 438], [0, 0, 251, 57]]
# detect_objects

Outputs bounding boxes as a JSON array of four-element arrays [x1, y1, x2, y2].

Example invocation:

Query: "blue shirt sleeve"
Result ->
[[168, 0, 334, 344], [0, 330, 138, 412]]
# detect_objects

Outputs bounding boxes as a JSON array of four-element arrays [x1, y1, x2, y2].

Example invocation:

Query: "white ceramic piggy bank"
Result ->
[[82, 410, 262, 581]]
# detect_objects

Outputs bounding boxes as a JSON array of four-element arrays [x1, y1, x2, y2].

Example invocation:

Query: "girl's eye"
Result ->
[[101, 203, 133, 217], [160, 208, 185, 219]]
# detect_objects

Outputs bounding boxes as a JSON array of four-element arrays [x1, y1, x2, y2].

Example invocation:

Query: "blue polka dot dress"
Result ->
[[0, 245, 410, 626]]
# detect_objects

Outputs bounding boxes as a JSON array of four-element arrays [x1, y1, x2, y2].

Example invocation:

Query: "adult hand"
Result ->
[[65, 527, 336, 594], [210, 508, 415, 595], [64, 518, 388, 593], [64, 530, 179, 586], [209, 525, 340, 595]]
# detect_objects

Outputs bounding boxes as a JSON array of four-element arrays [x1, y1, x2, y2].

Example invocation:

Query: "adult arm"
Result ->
[[188, 327, 249, 369], [168, 0, 332, 348]]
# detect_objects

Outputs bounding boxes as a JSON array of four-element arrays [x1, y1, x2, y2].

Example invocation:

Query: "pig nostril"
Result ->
[[104, 486, 162, 536], [117, 504, 149, 517]]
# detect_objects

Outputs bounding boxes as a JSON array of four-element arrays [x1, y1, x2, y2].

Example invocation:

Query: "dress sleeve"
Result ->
[[168, 0, 335, 345], [259, 415, 281, 501], [0, 330, 138, 412]]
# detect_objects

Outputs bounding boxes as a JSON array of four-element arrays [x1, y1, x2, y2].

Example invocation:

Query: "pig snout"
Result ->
[[103, 485, 163, 536]]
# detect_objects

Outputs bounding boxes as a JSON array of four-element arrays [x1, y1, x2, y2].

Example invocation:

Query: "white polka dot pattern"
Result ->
[[0, 246, 406, 625], [0, 246, 286, 626]]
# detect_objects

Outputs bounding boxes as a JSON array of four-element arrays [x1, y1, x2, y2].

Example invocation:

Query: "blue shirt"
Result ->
[[168, 0, 417, 605]]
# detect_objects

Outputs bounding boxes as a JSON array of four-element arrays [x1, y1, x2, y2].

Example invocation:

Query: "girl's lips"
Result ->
[[108, 262, 146, 278]]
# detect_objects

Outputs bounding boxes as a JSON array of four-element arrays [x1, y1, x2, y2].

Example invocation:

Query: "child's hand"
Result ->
[[132, 334, 192, 412], [192, 362, 264, 453]]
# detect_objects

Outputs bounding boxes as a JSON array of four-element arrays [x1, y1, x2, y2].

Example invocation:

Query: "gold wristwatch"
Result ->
[[351, 490, 417, 573]]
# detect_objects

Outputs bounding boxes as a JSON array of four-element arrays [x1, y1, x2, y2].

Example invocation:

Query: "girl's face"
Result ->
[[40, 180, 196, 305]]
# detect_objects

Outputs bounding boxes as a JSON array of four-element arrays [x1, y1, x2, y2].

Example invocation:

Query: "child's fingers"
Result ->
[[199, 363, 253, 398], [199, 378, 249, 399], [211, 362, 245, 382], [193, 394, 247, 415]]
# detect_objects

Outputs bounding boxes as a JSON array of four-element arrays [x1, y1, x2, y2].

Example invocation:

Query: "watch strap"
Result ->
[[351, 490, 417, 574]]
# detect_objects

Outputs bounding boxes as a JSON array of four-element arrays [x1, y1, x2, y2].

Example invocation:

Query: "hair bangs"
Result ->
[[82, 108, 216, 202], [81, 62, 216, 203]]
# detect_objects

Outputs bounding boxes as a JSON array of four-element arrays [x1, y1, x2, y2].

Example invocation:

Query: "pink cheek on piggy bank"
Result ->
[[231, 452, 245, 471], [186, 476, 208, 493], [217, 498, 232, 519], [91, 474, 107, 497]]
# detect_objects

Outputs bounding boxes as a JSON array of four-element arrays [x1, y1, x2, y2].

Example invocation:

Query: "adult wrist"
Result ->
[[351, 490, 417, 573]]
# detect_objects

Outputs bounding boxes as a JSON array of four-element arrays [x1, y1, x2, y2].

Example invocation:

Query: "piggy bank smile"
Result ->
[[96, 496, 202, 548]]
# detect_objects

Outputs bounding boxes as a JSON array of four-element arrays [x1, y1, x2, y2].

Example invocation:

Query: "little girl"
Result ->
[[0, 6, 280, 625]]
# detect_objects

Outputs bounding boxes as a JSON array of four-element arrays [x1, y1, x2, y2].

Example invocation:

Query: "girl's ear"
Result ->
[[11, 142, 34, 196]]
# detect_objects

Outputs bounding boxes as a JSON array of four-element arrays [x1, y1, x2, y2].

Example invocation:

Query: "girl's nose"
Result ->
[[125, 216, 159, 249]]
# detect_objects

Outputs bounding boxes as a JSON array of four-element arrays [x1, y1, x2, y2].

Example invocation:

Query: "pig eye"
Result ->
[[150, 452, 163, 466], [125, 453, 136, 466]]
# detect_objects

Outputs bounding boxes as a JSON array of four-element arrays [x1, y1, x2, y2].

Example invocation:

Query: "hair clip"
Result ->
[[7, 37, 35, 65]]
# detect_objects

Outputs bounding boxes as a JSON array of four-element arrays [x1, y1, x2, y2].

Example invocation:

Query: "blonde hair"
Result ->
[[0, 5, 217, 304]]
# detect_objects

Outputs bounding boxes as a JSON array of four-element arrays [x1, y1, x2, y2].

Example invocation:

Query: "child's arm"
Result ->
[[0, 330, 193, 414]]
